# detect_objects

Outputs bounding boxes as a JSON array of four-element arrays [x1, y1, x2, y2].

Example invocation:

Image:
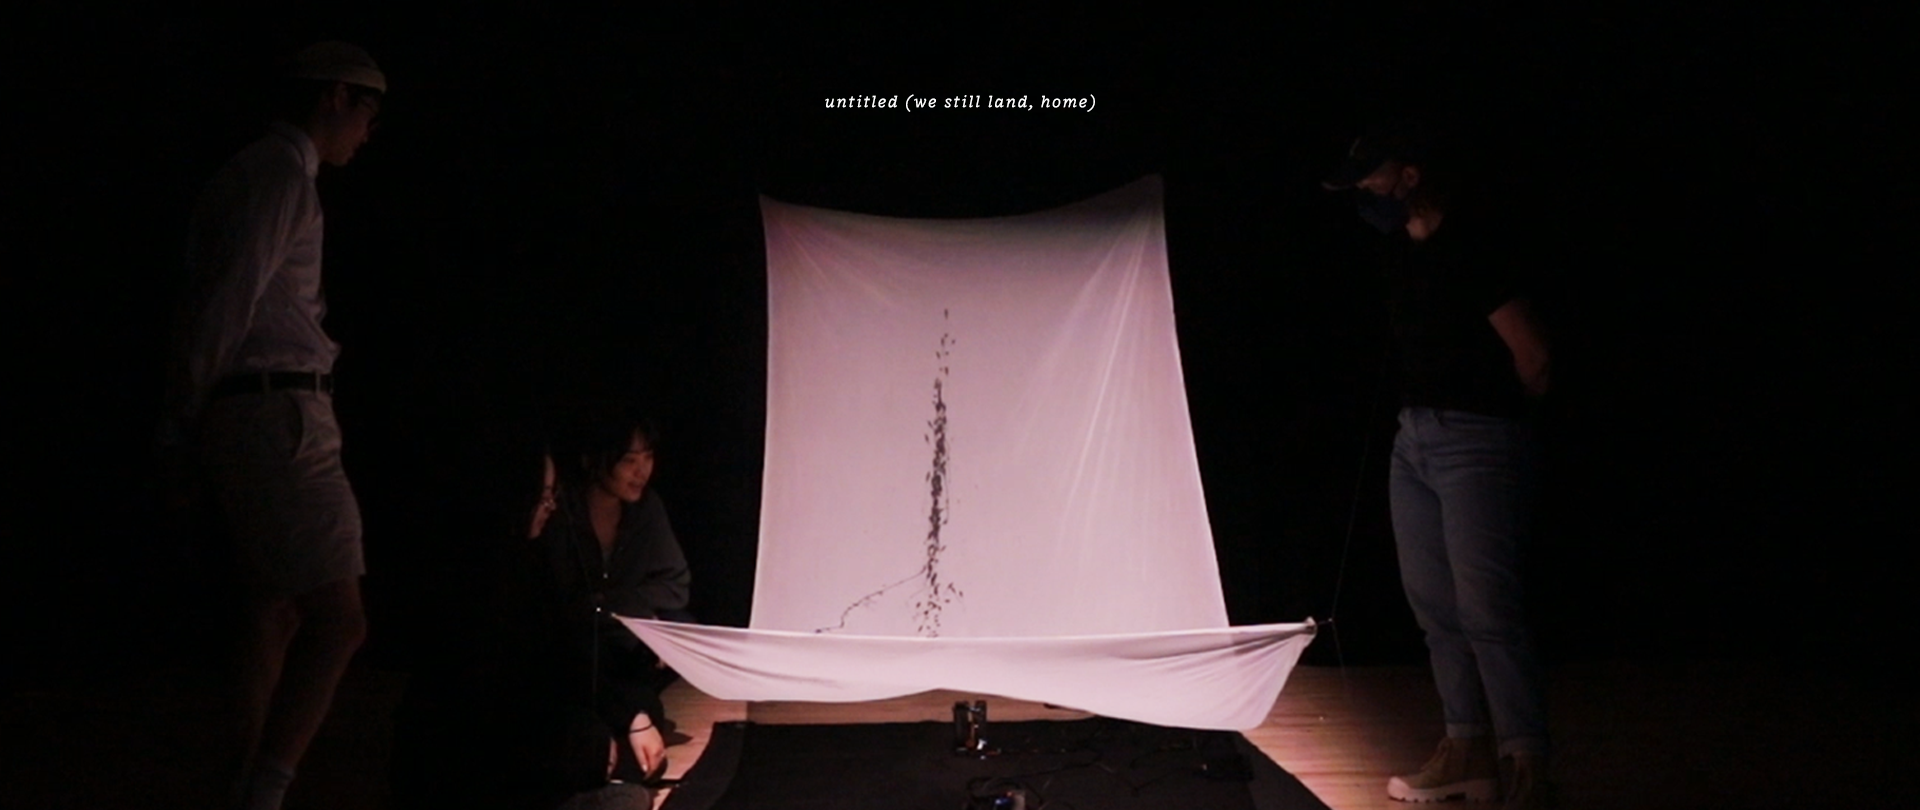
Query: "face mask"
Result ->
[[1355, 192, 1409, 234]]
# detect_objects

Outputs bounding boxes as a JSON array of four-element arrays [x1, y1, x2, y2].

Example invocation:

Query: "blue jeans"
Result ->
[[1389, 407, 1547, 758]]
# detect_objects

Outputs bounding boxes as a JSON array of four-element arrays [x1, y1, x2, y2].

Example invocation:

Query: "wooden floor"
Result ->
[[4, 658, 1912, 809], [649, 660, 1916, 810]]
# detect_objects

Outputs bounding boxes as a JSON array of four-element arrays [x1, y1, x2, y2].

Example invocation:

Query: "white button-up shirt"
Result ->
[[164, 122, 340, 438]]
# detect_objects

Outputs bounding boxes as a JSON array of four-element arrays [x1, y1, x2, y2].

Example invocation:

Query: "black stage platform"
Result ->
[[662, 717, 1331, 810]]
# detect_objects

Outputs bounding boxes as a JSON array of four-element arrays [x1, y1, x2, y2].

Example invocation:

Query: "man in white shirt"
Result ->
[[162, 41, 384, 810]]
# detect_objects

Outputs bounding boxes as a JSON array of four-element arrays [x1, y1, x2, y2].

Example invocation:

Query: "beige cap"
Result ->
[[284, 41, 387, 94]]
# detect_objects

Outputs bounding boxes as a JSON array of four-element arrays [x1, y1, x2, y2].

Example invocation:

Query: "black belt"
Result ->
[[212, 371, 335, 399]]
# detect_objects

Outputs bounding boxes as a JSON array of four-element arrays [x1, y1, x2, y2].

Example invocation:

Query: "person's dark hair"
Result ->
[[268, 77, 382, 125], [1380, 121, 1455, 215], [455, 421, 552, 540], [1403, 151, 1455, 218], [1327, 118, 1476, 216], [551, 401, 662, 491]]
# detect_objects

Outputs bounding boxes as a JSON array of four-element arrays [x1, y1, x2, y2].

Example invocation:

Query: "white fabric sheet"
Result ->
[[625, 177, 1314, 730], [622, 618, 1315, 731]]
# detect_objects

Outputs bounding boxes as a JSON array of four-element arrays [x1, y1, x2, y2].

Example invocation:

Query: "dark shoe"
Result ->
[[655, 716, 693, 746], [556, 781, 652, 809]]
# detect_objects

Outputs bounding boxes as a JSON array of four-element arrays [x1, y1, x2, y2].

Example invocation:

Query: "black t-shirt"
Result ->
[[1382, 212, 1527, 418]]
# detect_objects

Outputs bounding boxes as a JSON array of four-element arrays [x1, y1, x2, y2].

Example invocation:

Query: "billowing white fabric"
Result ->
[[624, 177, 1314, 730], [622, 618, 1315, 730]]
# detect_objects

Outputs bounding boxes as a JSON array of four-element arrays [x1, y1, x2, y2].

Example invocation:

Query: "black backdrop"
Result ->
[[7, 3, 1908, 680]]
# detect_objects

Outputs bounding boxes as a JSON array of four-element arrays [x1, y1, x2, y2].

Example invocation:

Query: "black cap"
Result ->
[[1321, 121, 1437, 190]]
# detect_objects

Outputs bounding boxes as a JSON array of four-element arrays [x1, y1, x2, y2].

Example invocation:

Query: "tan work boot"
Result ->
[[1501, 751, 1552, 810], [1387, 736, 1499, 802]]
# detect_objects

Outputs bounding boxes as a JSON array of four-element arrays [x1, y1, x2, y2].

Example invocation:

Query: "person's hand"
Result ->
[[628, 715, 667, 779]]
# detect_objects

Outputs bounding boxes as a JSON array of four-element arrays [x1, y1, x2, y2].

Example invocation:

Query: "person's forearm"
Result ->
[[1513, 351, 1551, 398], [1489, 298, 1551, 397]]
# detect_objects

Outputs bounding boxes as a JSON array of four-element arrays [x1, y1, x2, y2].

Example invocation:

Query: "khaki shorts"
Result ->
[[200, 389, 364, 597]]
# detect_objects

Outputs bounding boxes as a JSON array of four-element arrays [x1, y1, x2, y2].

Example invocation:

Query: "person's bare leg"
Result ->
[[233, 597, 301, 800], [259, 577, 366, 764], [245, 577, 367, 808]]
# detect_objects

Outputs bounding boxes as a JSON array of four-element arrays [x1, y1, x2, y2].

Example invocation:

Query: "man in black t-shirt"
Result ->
[[1325, 125, 1553, 810]]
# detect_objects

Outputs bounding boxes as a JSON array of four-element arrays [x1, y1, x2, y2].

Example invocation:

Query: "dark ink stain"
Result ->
[[817, 310, 964, 635]]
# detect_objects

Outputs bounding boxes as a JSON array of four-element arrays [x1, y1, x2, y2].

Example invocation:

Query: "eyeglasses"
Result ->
[[353, 93, 382, 133]]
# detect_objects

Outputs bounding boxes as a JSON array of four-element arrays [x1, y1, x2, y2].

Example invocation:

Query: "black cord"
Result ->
[[1324, 347, 1392, 678], [1328, 350, 1390, 626]]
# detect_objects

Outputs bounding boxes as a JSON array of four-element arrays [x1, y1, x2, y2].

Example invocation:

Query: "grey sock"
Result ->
[[238, 761, 296, 810]]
